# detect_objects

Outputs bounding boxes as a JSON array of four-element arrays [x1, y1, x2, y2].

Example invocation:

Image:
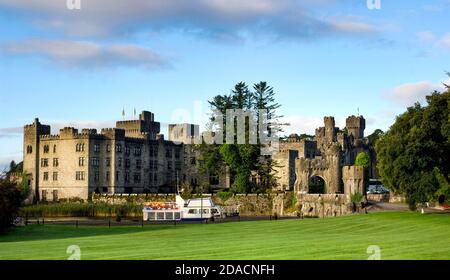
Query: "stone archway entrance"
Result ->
[[309, 175, 326, 194]]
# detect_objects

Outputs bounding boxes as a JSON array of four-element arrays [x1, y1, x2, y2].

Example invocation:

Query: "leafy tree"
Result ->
[[376, 88, 450, 210], [355, 152, 370, 168], [0, 174, 24, 232], [367, 129, 384, 146], [198, 81, 284, 193]]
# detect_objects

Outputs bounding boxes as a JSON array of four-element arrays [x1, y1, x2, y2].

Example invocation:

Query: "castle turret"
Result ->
[[324, 116, 336, 141], [23, 118, 51, 201], [346, 115, 366, 139], [116, 110, 160, 139]]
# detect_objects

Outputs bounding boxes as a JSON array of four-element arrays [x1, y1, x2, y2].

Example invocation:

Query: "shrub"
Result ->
[[216, 191, 233, 202], [351, 193, 364, 204], [19, 202, 144, 218], [284, 192, 298, 212], [0, 178, 22, 232]]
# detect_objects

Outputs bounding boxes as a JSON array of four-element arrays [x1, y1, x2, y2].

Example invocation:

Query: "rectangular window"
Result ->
[[125, 159, 131, 168], [106, 144, 111, 152], [94, 171, 100, 182], [116, 171, 120, 181], [154, 173, 157, 183], [42, 190, 47, 201], [116, 144, 122, 153], [43, 145, 49, 153], [41, 158, 48, 167], [52, 190, 58, 202], [106, 158, 111, 167], [125, 146, 131, 156], [79, 157, 85, 167], [133, 173, 141, 183], [94, 144, 100, 153], [76, 171, 85, 181], [76, 143, 85, 152], [149, 161, 154, 170], [168, 161, 173, 170], [165, 149, 172, 158], [175, 161, 182, 171], [175, 148, 180, 159], [118, 157, 122, 167], [106, 171, 110, 182], [125, 172, 130, 183], [53, 158, 59, 167], [154, 160, 158, 171], [136, 159, 142, 169], [53, 145, 57, 153], [92, 157, 100, 167], [53, 172, 58, 181], [43, 172, 49, 181], [134, 147, 142, 156], [190, 157, 196, 165]]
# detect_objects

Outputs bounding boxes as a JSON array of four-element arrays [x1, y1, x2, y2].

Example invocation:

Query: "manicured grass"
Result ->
[[1, 212, 450, 260]]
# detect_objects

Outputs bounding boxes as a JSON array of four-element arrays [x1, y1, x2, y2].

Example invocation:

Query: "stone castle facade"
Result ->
[[273, 115, 375, 197], [23, 111, 214, 201], [23, 111, 373, 202]]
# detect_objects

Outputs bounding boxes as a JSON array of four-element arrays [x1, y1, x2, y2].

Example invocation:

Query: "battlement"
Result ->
[[81, 129, 98, 135], [24, 118, 40, 129], [101, 128, 126, 139], [40, 134, 61, 140], [116, 111, 160, 139], [346, 115, 365, 139], [324, 116, 335, 128]]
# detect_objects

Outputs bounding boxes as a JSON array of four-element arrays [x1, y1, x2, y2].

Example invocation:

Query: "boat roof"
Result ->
[[186, 198, 215, 207]]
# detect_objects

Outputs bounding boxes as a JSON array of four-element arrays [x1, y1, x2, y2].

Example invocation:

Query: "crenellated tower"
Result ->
[[23, 118, 50, 201], [346, 115, 366, 139]]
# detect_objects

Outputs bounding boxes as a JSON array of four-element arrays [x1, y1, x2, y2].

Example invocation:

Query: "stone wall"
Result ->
[[389, 194, 406, 204], [285, 193, 352, 218], [92, 193, 175, 204], [212, 194, 274, 216], [214, 193, 354, 218], [91, 192, 362, 218], [367, 194, 389, 202]]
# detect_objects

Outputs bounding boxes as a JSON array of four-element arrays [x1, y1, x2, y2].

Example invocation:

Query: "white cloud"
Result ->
[[416, 31, 435, 43], [437, 33, 450, 49], [0, 0, 378, 40], [329, 18, 378, 34], [2, 39, 169, 69], [416, 31, 450, 50], [383, 79, 448, 106]]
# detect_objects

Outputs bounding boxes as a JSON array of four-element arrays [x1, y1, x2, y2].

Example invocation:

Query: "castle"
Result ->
[[273, 115, 376, 195], [23, 111, 375, 202], [23, 111, 214, 201]]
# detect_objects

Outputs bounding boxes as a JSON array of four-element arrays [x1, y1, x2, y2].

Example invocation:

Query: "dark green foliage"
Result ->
[[199, 81, 283, 193], [19, 202, 144, 218], [0, 178, 22, 232], [367, 129, 384, 146], [215, 190, 233, 202], [376, 88, 450, 210], [355, 152, 370, 168]]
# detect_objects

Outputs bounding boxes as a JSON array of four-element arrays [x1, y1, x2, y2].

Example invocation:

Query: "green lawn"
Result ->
[[1, 212, 449, 260]]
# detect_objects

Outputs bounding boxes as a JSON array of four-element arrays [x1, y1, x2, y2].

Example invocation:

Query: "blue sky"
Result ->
[[1, 0, 450, 170]]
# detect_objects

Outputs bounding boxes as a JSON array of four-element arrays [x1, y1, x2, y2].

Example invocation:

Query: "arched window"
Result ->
[[53, 145, 57, 153], [26, 145, 33, 154]]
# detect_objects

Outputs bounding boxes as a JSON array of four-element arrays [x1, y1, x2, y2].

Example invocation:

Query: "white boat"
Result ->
[[143, 195, 223, 222]]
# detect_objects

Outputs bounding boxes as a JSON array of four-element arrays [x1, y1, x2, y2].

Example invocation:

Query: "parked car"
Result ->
[[367, 185, 390, 195]]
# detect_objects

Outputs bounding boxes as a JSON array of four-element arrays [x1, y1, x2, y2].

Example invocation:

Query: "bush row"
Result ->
[[19, 202, 144, 218]]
